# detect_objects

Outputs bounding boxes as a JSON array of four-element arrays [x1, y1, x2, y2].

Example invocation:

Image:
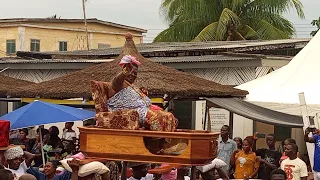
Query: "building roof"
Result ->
[[152, 54, 261, 63], [0, 74, 35, 98], [16, 38, 309, 59], [9, 34, 248, 99], [0, 18, 147, 33]]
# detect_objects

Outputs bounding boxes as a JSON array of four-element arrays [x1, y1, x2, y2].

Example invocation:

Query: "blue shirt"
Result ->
[[217, 138, 237, 171], [27, 167, 72, 180], [313, 134, 320, 171]]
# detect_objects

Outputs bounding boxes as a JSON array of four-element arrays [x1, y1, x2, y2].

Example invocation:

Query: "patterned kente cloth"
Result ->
[[107, 86, 151, 123], [145, 109, 177, 132]]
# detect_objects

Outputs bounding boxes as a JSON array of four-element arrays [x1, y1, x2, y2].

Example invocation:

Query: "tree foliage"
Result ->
[[154, 0, 304, 42], [310, 17, 320, 37]]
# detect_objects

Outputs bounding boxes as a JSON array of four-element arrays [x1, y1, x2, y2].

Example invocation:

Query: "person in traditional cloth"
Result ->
[[3, 146, 36, 178], [107, 55, 177, 132]]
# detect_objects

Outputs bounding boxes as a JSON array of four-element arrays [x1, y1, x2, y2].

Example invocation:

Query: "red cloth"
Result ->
[[0, 120, 10, 147]]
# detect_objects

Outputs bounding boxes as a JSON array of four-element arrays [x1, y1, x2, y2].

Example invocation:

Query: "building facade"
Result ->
[[0, 18, 146, 57]]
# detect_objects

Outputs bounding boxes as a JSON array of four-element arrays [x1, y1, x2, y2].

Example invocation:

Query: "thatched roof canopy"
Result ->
[[10, 34, 248, 99], [0, 75, 35, 98]]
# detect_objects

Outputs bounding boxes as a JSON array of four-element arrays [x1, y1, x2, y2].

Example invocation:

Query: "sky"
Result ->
[[1, 0, 319, 43]]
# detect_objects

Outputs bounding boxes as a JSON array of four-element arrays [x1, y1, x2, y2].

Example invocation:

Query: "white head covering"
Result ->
[[4, 146, 24, 160], [196, 158, 227, 173]]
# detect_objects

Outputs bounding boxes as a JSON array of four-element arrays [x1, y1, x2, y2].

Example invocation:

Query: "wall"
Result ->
[[232, 114, 253, 139], [255, 121, 274, 149], [90, 32, 141, 49], [21, 22, 144, 35], [21, 27, 141, 52], [0, 27, 18, 56]]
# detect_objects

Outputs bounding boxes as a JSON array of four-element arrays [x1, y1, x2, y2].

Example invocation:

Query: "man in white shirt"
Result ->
[[281, 143, 308, 180], [4, 146, 35, 178]]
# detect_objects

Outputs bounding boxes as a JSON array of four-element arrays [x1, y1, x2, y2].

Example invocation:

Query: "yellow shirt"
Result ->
[[234, 150, 260, 179]]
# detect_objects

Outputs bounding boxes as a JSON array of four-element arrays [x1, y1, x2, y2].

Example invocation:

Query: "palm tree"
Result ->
[[310, 17, 320, 37], [154, 0, 304, 42]]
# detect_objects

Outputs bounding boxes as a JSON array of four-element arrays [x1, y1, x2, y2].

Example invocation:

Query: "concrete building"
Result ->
[[0, 18, 146, 57]]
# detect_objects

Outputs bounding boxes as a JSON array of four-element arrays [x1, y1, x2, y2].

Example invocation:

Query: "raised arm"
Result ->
[[304, 128, 315, 143], [23, 151, 36, 167], [112, 64, 132, 92]]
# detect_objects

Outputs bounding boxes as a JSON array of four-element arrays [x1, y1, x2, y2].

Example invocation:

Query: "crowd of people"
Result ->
[[1, 123, 317, 180], [216, 125, 317, 180]]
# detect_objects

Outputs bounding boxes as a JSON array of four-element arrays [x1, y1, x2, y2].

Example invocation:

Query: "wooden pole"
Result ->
[[207, 107, 212, 132], [190, 166, 197, 180], [299, 92, 315, 169], [82, 0, 90, 50]]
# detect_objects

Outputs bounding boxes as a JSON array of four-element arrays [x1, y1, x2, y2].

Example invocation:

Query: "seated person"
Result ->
[[96, 55, 178, 132]]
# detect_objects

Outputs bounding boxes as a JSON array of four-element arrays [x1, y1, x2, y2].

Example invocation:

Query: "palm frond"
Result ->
[[153, 18, 207, 42], [249, 18, 290, 40], [216, 8, 241, 40], [239, 25, 259, 39], [193, 22, 219, 41]]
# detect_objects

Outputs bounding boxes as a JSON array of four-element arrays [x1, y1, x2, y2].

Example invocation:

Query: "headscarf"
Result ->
[[160, 164, 177, 180], [4, 146, 24, 160], [119, 55, 141, 67]]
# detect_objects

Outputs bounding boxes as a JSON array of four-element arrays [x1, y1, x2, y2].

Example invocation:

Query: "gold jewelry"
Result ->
[[122, 68, 129, 76]]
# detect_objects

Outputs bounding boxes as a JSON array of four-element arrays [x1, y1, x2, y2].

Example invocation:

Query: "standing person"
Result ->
[[304, 128, 320, 180], [281, 143, 308, 180], [61, 122, 76, 150], [280, 138, 302, 165], [233, 137, 243, 150], [217, 125, 237, 173], [231, 138, 260, 179], [253, 134, 281, 180]]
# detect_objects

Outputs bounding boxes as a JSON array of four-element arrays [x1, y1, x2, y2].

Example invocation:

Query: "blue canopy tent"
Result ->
[[0, 100, 95, 165], [0, 100, 95, 129]]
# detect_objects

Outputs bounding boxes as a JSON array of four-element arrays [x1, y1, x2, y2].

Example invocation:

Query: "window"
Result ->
[[59, 41, 68, 51], [274, 125, 291, 142], [6, 40, 16, 54], [30, 39, 40, 52], [98, 43, 111, 49]]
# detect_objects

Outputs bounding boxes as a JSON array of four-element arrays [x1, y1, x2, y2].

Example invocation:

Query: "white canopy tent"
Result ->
[[237, 31, 320, 113], [236, 31, 320, 169]]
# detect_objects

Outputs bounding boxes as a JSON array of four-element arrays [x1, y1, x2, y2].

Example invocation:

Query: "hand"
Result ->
[[253, 132, 259, 140], [123, 63, 133, 76], [305, 128, 310, 135], [234, 149, 240, 154], [256, 157, 265, 163], [67, 158, 80, 171]]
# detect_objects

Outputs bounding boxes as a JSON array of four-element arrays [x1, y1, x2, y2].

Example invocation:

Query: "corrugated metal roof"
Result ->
[[0, 54, 292, 64], [0, 18, 147, 33], [152, 55, 260, 63], [17, 38, 309, 58], [0, 58, 113, 64]]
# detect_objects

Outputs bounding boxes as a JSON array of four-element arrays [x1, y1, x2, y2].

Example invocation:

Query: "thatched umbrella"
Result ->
[[10, 34, 248, 99], [0, 75, 35, 98]]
